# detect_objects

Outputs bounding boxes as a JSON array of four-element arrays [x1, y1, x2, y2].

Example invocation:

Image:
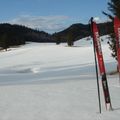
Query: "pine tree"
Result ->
[[108, 0, 120, 18], [67, 32, 74, 47], [103, 0, 120, 60], [0, 34, 9, 51]]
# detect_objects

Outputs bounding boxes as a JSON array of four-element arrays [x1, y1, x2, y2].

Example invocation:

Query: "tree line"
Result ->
[[0, 23, 55, 50], [0, 22, 113, 50]]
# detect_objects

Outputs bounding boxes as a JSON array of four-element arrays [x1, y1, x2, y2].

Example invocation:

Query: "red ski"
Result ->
[[91, 18, 112, 110], [114, 17, 120, 80]]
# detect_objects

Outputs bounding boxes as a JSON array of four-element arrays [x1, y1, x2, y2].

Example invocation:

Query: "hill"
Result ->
[[0, 22, 113, 49], [0, 23, 55, 49], [52, 22, 113, 42]]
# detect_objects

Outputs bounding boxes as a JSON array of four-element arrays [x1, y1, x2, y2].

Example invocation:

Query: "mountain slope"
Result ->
[[52, 22, 113, 42], [0, 23, 55, 47], [0, 22, 113, 48]]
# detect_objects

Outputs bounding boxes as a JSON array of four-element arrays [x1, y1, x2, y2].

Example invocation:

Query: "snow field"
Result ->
[[0, 36, 119, 120]]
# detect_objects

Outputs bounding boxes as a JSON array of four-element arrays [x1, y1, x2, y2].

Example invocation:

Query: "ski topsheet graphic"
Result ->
[[90, 18, 112, 110], [114, 17, 120, 77]]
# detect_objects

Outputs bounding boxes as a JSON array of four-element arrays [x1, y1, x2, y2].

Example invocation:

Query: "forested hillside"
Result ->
[[0, 23, 55, 50], [0, 21, 113, 49], [53, 22, 113, 43]]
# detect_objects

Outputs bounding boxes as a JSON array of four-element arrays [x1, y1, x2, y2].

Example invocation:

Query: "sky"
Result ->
[[0, 0, 109, 33]]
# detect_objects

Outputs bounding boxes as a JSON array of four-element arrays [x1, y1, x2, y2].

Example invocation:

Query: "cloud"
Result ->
[[93, 17, 112, 23], [9, 15, 69, 33], [93, 17, 101, 22]]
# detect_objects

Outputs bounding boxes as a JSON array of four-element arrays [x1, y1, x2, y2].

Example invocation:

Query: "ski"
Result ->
[[114, 16, 120, 84], [90, 18, 112, 110]]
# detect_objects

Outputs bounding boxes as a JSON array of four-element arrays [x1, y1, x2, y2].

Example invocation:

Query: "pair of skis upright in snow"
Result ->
[[90, 17, 112, 112], [90, 16, 120, 113]]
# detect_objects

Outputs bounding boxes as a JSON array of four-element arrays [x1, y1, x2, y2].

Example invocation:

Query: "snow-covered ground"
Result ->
[[0, 36, 120, 120]]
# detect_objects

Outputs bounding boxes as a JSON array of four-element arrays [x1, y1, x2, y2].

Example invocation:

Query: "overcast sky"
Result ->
[[0, 0, 109, 33]]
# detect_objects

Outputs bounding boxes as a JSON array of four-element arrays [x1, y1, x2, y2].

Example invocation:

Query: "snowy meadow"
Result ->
[[0, 36, 120, 120]]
